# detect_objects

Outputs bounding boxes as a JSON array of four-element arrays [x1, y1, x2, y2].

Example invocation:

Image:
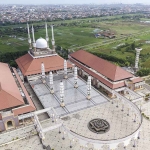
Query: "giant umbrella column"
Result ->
[[74, 67, 78, 88], [49, 71, 54, 94], [64, 60, 68, 79], [87, 76, 91, 100], [60, 81, 65, 107], [41, 62, 46, 83]]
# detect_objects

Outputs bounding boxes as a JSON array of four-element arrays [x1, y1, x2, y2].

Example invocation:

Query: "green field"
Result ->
[[1, 14, 150, 70]]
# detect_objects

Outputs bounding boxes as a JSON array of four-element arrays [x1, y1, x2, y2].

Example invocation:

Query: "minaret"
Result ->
[[45, 22, 50, 49], [49, 71, 54, 93], [32, 25, 36, 51], [51, 25, 55, 52], [87, 76, 91, 100], [27, 23, 32, 49], [135, 48, 142, 70], [74, 67, 78, 88], [60, 81, 65, 107], [41, 62, 46, 83], [64, 60, 68, 79]]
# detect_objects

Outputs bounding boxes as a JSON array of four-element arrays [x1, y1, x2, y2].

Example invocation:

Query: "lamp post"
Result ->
[[116, 99, 118, 108], [62, 131, 66, 140], [70, 138, 75, 148], [134, 113, 137, 122], [127, 108, 130, 116]]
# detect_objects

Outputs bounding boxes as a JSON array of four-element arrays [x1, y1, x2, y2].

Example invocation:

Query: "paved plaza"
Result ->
[[29, 75, 108, 116], [62, 102, 140, 141], [24, 82, 49, 121], [0, 102, 149, 150], [1, 76, 150, 150]]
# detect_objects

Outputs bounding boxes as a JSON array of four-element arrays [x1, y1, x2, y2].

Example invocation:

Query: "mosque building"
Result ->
[[0, 21, 145, 134]]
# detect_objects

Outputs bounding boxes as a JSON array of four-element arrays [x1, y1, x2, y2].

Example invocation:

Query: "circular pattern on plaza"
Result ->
[[63, 101, 142, 141], [88, 118, 110, 134]]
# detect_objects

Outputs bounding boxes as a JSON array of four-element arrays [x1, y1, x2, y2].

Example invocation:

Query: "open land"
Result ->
[[1, 14, 150, 68]]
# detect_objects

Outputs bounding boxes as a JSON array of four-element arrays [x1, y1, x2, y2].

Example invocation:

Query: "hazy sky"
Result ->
[[0, 0, 149, 5]]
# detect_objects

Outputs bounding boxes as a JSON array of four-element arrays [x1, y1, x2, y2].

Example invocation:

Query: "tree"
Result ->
[[131, 42, 135, 50], [136, 68, 150, 77]]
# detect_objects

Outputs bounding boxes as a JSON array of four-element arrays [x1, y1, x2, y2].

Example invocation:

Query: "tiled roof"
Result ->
[[16, 53, 72, 76], [69, 58, 125, 89], [130, 77, 143, 84], [12, 68, 36, 116], [70, 50, 133, 81], [0, 63, 24, 110]]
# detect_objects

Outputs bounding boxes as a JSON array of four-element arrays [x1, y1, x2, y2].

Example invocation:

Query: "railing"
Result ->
[[62, 90, 142, 148]]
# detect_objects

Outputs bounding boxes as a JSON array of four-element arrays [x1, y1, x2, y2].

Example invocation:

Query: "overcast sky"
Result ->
[[0, 0, 149, 5]]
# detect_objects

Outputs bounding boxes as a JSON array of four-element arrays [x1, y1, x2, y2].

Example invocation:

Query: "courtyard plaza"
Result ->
[[29, 74, 108, 116], [0, 74, 146, 150], [0, 98, 143, 150]]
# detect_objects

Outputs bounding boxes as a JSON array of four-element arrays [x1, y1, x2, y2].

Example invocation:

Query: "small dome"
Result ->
[[36, 38, 47, 49]]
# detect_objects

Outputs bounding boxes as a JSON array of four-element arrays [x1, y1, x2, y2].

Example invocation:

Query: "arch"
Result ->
[[7, 121, 13, 128], [5, 120, 15, 130]]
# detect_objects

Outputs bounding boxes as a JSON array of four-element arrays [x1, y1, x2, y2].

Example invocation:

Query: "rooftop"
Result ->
[[16, 53, 72, 76], [0, 62, 24, 110], [70, 50, 133, 82]]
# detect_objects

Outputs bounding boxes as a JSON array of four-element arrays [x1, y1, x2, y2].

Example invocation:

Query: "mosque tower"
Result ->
[[32, 25, 36, 52], [51, 25, 55, 52], [135, 48, 142, 71], [27, 23, 32, 49], [45, 22, 50, 50]]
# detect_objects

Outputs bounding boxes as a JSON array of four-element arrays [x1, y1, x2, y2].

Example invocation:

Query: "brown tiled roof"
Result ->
[[70, 50, 133, 81], [69, 58, 125, 89], [130, 77, 143, 84], [0, 63, 24, 110], [16, 53, 72, 76], [12, 68, 36, 116]]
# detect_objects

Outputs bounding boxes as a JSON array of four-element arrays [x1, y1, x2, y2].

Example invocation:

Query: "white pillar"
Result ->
[[64, 60, 68, 79], [45, 22, 49, 49], [74, 67, 78, 88], [32, 25, 36, 51], [41, 62, 46, 83], [60, 81, 65, 107], [49, 71, 54, 93], [51, 25, 55, 52], [87, 76, 91, 100], [135, 48, 142, 70], [27, 23, 32, 49]]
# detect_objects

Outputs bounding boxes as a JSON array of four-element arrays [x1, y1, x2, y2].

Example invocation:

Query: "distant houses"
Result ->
[[95, 31, 116, 39]]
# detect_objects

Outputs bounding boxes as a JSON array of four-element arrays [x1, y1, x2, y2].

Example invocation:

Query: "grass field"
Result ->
[[1, 14, 150, 68]]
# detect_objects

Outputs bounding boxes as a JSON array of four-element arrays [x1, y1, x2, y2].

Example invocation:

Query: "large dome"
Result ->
[[36, 38, 47, 49]]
